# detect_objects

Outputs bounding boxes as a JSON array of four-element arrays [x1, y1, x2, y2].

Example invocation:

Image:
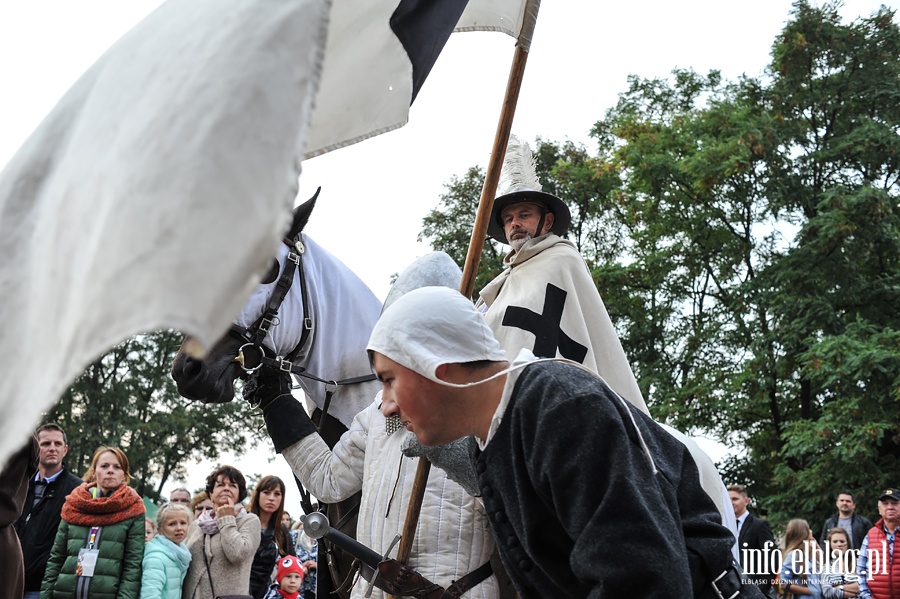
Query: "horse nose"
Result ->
[[181, 355, 204, 379], [172, 351, 208, 392]]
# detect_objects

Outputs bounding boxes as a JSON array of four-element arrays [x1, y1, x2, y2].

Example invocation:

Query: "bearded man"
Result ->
[[477, 135, 645, 411], [465, 137, 736, 538]]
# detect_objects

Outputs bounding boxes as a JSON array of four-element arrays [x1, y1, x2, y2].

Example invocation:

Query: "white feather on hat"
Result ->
[[496, 134, 543, 197]]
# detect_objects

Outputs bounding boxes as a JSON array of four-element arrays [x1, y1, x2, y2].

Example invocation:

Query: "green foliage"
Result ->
[[47, 330, 262, 501], [421, 1, 900, 531], [418, 166, 505, 295]]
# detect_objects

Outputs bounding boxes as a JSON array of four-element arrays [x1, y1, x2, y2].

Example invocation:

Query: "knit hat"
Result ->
[[276, 556, 305, 584], [367, 287, 507, 385]]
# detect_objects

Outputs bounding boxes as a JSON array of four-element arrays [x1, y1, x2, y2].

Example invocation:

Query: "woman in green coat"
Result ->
[[41, 446, 146, 599]]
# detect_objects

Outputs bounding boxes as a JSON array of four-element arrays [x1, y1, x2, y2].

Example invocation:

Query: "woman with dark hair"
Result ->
[[248, 475, 296, 598], [182, 465, 261, 599], [821, 528, 859, 599], [41, 446, 146, 598]]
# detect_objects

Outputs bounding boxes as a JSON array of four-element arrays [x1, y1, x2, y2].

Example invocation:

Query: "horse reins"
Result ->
[[230, 231, 376, 414]]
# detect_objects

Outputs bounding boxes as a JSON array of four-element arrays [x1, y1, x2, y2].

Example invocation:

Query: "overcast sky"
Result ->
[[3, 0, 891, 300], [0, 0, 891, 509]]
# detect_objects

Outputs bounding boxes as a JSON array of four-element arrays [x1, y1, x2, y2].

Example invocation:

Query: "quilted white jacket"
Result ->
[[282, 397, 498, 599]]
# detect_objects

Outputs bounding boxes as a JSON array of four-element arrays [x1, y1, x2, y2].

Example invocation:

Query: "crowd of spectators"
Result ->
[[729, 486, 899, 599], [5, 420, 899, 599], [8, 422, 318, 599]]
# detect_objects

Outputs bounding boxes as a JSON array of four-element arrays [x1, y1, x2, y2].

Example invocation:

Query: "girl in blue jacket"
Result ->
[[140, 503, 192, 598]]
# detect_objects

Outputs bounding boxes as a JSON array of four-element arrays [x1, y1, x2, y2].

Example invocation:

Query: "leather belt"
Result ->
[[445, 561, 493, 599], [709, 565, 743, 599], [375, 559, 493, 599]]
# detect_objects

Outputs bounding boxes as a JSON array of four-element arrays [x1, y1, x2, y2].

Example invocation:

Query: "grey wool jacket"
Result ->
[[476, 360, 736, 598], [182, 512, 261, 599]]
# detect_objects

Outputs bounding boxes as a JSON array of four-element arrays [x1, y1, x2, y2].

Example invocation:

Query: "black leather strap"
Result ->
[[443, 560, 493, 599], [709, 567, 744, 599]]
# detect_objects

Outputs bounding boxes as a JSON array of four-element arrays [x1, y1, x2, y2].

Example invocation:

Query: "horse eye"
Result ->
[[260, 259, 280, 285]]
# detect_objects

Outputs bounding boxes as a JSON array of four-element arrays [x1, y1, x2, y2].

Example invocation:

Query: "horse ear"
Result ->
[[289, 186, 321, 238]]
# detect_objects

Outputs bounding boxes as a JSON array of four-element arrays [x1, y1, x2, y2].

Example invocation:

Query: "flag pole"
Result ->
[[391, 1, 541, 585], [458, 44, 529, 299]]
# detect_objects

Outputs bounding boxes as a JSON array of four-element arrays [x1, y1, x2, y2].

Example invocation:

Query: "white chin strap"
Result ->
[[429, 357, 658, 474]]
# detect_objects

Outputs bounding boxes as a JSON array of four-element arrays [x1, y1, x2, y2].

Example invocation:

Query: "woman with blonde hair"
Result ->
[[779, 518, 823, 598], [41, 446, 146, 598], [191, 491, 214, 519]]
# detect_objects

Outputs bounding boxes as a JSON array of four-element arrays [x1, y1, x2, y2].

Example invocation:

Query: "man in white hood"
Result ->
[[369, 286, 760, 599], [255, 254, 499, 599]]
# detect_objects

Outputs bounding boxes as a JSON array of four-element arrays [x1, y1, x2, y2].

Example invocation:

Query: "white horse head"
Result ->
[[172, 193, 382, 428]]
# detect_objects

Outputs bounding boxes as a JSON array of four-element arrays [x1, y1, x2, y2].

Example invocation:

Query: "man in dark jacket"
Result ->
[[819, 491, 873, 550], [0, 435, 37, 599], [13, 423, 82, 599], [368, 287, 763, 599], [728, 485, 777, 597]]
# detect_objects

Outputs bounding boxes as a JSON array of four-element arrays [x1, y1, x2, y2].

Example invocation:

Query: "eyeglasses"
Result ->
[[194, 506, 214, 512]]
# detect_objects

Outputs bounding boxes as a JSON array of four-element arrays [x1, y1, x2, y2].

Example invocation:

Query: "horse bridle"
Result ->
[[230, 231, 376, 412], [231, 229, 370, 564]]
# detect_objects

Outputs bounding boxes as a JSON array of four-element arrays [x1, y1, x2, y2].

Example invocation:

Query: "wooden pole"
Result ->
[[390, 42, 531, 587], [458, 45, 529, 299]]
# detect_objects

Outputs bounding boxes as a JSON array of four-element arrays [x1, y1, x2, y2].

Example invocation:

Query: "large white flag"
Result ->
[[305, 0, 539, 157], [0, 0, 533, 468]]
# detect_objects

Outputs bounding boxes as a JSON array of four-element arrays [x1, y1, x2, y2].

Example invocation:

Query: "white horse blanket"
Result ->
[[234, 234, 382, 428]]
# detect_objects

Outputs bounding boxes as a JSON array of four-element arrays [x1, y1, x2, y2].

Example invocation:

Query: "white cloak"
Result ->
[[478, 233, 646, 411], [478, 234, 738, 552]]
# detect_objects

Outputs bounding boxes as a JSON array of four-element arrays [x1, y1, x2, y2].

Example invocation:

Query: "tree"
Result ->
[[418, 166, 504, 294], [421, 1, 900, 529], [46, 330, 262, 501], [755, 0, 900, 522], [593, 1, 900, 526]]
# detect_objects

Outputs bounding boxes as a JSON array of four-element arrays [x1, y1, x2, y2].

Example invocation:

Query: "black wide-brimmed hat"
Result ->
[[486, 135, 571, 244]]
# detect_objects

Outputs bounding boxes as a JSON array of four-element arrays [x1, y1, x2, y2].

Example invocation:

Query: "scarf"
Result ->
[[149, 534, 192, 571], [61, 482, 145, 526], [197, 503, 247, 536]]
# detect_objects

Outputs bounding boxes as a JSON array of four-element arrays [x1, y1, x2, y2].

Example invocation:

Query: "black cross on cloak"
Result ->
[[502, 283, 588, 363]]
